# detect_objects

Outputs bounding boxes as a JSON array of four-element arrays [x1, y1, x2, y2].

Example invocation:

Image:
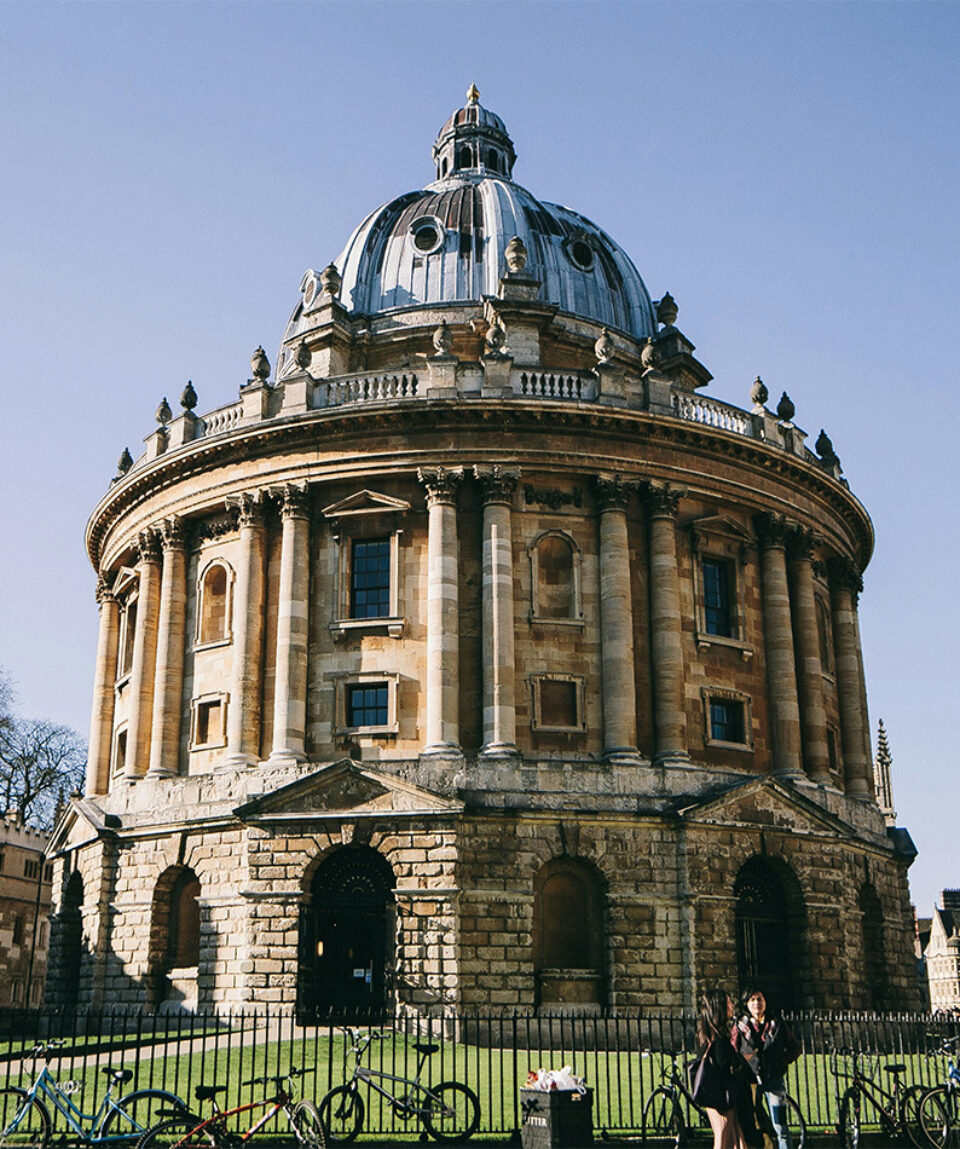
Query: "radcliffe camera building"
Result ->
[[48, 88, 918, 1016]]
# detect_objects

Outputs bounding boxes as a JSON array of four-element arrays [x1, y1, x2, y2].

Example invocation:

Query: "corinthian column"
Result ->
[[475, 466, 519, 756], [125, 528, 162, 780], [644, 483, 688, 762], [269, 484, 310, 764], [86, 577, 120, 796], [225, 492, 266, 767], [755, 514, 803, 777], [595, 475, 639, 762], [788, 529, 830, 783], [418, 467, 464, 755], [828, 557, 873, 798], [147, 516, 188, 777]]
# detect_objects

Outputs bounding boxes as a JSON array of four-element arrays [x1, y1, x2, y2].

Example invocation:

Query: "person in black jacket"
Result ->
[[695, 988, 755, 1149], [732, 987, 802, 1149]]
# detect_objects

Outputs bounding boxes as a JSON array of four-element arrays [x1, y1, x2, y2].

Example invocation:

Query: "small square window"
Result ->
[[531, 674, 586, 733], [191, 695, 227, 750], [334, 674, 399, 736], [112, 728, 128, 776], [710, 699, 744, 744], [347, 683, 389, 727], [703, 689, 753, 750], [350, 539, 390, 619], [24, 859, 40, 880]]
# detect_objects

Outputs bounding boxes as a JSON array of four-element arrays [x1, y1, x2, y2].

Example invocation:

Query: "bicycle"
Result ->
[[136, 1069, 323, 1149], [639, 1052, 806, 1148], [318, 1027, 479, 1145], [918, 1036, 960, 1149], [0, 1039, 186, 1149], [831, 1046, 928, 1149]]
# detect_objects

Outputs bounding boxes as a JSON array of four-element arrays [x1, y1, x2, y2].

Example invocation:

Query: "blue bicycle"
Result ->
[[0, 1040, 185, 1149], [918, 1036, 960, 1149]]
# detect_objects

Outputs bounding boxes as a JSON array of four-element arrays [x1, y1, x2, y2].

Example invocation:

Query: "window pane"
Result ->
[[540, 680, 578, 728], [350, 539, 390, 618], [710, 699, 745, 743], [538, 536, 574, 618], [347, 684, 388, 727], [200, 565, 228, 643], [703, 558, 734, 636]]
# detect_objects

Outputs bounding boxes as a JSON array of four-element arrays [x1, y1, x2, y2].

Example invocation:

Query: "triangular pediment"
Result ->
[[47, 798, 120, 856], [688, 513, 754, 545], [321, 491, 410, 519], [234, 759, 461, 822], [677, 775, 856, 839]]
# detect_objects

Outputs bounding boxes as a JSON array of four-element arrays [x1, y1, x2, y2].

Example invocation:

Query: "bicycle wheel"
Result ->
[[423, 1082, 480, 1144], [0, 1089, 50, 1149], [920, 1087, 960, 1149], [136, 1114, 220, 1149], [641, 1088, 683, 1148], [102, 1090, 187, 1141], [318, 1086, 363, 1145], [780, 1094, 807, 1149], [901, 1084, 931, 1149], [291, 1100, 326, 1149], [839, 1088, 862, 1149]]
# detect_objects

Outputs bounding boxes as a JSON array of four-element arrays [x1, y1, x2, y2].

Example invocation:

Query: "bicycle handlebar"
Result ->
[[241, 1067, 315, 1087], [28, 1040, 66, 1060]]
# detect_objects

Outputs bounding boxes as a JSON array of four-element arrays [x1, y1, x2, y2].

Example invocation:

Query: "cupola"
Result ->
[[431, 84, 517, 181]]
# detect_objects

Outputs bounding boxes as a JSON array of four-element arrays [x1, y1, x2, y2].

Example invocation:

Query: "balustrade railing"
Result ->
[[672, 390, 751, 435], [199, 401, 244, 437], [514, 370, 594, 401], [322, 372, 420, 407]]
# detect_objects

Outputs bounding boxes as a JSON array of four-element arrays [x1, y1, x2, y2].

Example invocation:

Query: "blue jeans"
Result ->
[[764, 1089, 793, 1149]]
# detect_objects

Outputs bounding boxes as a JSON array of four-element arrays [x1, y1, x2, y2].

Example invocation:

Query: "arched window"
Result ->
[[456, 145, 474, 170], [859, 882, 887, 1008], [150, 866, 201, 1009], [530, 532, 582, 623], [533, 858, 605, 1008], [734, 857, 797, 1011], [198, 563, 230, 644], [816, 598, 834, 672], [168, 871, 201, 968]]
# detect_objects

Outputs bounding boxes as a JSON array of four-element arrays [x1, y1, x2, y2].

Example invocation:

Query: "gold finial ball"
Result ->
[[466, 83, 480, 105]]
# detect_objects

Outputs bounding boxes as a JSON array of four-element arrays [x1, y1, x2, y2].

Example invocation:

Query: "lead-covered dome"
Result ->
[[283, 88, 656, 345]]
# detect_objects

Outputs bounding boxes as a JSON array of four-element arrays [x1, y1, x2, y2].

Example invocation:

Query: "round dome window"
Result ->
[[567, 238, 595, 271], [410, 217, 445, 255]]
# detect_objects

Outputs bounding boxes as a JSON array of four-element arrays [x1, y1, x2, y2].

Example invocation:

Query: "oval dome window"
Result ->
[[568, 239, 595, 271], [410, 217, 445, 255]]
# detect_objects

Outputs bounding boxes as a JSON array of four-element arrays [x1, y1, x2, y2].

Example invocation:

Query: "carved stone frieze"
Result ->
[[474, 465, 519, 504], [523, 484, 583, 510], [191, 511, 240, 546], [418, 466, 464, 504]]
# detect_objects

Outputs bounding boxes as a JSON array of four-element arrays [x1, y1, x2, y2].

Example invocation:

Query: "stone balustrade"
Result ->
[[672, 390, 750, 435], [513, 370, 594, 401], [200, 401, 244, 436]]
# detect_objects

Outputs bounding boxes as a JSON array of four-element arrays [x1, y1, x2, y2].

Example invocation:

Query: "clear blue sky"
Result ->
[[1, 1, 956, 915]]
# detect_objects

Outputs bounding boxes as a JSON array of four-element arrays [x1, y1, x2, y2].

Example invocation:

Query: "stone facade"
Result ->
[[0, 816, 51, 1007], [925, 891, 960, 1014], [47, 89, 919, 1015]]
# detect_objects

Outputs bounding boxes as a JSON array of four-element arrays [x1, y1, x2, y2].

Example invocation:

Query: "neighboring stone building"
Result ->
[[0, 815, 52, 1008], [926, 891, 960, 1014], [47, 88, 919, 1016]]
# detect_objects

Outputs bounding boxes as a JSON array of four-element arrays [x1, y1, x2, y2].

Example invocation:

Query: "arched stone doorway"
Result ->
[[57, 871, 84, 1008], [299, 846, 395, 1022], [859, 882, 887, 1008], [734, 855, 807, 1011], [149, 866, 201, 1011]]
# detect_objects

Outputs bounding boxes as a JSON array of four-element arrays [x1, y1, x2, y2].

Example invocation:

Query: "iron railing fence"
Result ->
[[0, 1008, 956, 1139]]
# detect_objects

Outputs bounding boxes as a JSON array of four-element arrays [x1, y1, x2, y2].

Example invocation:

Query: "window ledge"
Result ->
[[695, 632, 754, 661], [530, 614, 586, 628], [193, 637, 232, 653], [114, 672, 132, 691], [330, 617, 405, 641], [335, 724, 399, 738], [704, 737, 754, 753]]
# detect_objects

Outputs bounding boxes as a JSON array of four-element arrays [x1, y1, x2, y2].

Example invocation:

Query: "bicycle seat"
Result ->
[[884, 1064, 907, 1076], [101, 1068, 134, 1086], [412, 1042, 440, 1056], [195, 1085, 228, 1102]]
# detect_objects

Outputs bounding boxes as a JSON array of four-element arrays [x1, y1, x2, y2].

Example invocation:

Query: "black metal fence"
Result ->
[[0, 1008, 956, 1139]]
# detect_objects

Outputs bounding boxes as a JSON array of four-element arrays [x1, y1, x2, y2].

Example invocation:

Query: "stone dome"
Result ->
[[281, 87, 657, 345]]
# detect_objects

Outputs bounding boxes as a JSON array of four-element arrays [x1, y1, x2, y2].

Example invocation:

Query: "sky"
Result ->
[[0, 1, 957, 916]]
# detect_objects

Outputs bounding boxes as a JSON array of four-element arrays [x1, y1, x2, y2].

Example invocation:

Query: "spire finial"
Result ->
[[466, 83, 480, 105]]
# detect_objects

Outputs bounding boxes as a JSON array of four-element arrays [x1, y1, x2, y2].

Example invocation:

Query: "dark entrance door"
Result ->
[[300, 847, 394, 1023], [734, 858, 793, 1011]]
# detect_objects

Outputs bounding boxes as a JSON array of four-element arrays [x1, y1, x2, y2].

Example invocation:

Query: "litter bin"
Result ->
[[520, 1088, 594, 1149]]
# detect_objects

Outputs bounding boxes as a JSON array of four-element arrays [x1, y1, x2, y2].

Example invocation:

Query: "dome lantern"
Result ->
[[431, 84, 517, 181]]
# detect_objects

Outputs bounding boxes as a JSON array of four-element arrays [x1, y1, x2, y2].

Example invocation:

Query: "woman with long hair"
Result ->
[[695, 988, 751, 1149], [732, 986, 802, 1149]]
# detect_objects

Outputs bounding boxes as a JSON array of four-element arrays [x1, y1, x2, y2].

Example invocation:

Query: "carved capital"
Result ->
[[474, 465, 519, 504], [136, 528, 162, 565], [786, 525, 817, 562], [754, 512, 793, 550], [276, 483, 310, 521], [160, 515, 185, 551], [641, 481, 683, 519], [229, 490, 266, 530], [594, 474, 636, 514], [418, 466, 464, 504], [95, 575, 117, 607], [826, 555, 864, 598]]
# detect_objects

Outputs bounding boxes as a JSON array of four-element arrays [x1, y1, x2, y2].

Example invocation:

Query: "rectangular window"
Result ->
[[710, 698, 746, 744], [350, 539, 391, 619], [113, 728, 128, 775], [531, 674, 586, 733], [118, 598, 138, 677], [346, 683, 389, 728], [12, 917, 24, 946], [44, 864, 53, 883], [702, 558, 734, 637], [24, 859, 40, 880], [195, 699, 223, 747]]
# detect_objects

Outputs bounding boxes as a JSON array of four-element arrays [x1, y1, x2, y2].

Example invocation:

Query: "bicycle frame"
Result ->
[[338, 1030, 449, 1118], [174, 1091, 293, 1147], [13, 1064, 142, 1143]]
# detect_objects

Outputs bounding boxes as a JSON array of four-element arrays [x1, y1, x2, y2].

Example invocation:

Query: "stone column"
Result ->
[[225, 492, 267, 767], [269, 484, 310, 764], [595, 475, 640, 762], [147, 517, 188, 777], [788, 529, 830, 783], [86, 577, 120, 796], [125, 529, 162, 779], [828, 557, 873, 798], [645, 483, 688, 762], [418, 467, 464, 755], [475, 466, 520, 756], [755, 514, 803, 777]]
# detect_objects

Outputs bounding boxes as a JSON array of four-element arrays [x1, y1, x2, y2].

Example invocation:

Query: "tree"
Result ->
[[0, 670, 86, 831]]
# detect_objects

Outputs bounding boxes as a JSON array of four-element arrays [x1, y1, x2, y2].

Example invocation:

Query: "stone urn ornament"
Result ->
[[485, 316, 507, 355], [433, 319, 453, 357], [750, 375, 768, 411], [656, 292, 678, 327], [295, 341, 312, 370], [321, 262, 342, 299], [776, 391, 795, 423], [251, 346, 271, 382], [594, 327, 615, 365], [180, 380, 198, 411], [505, 235, 528, 274], [117, 447, 133, 475], [155, 397, 172, 425]]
